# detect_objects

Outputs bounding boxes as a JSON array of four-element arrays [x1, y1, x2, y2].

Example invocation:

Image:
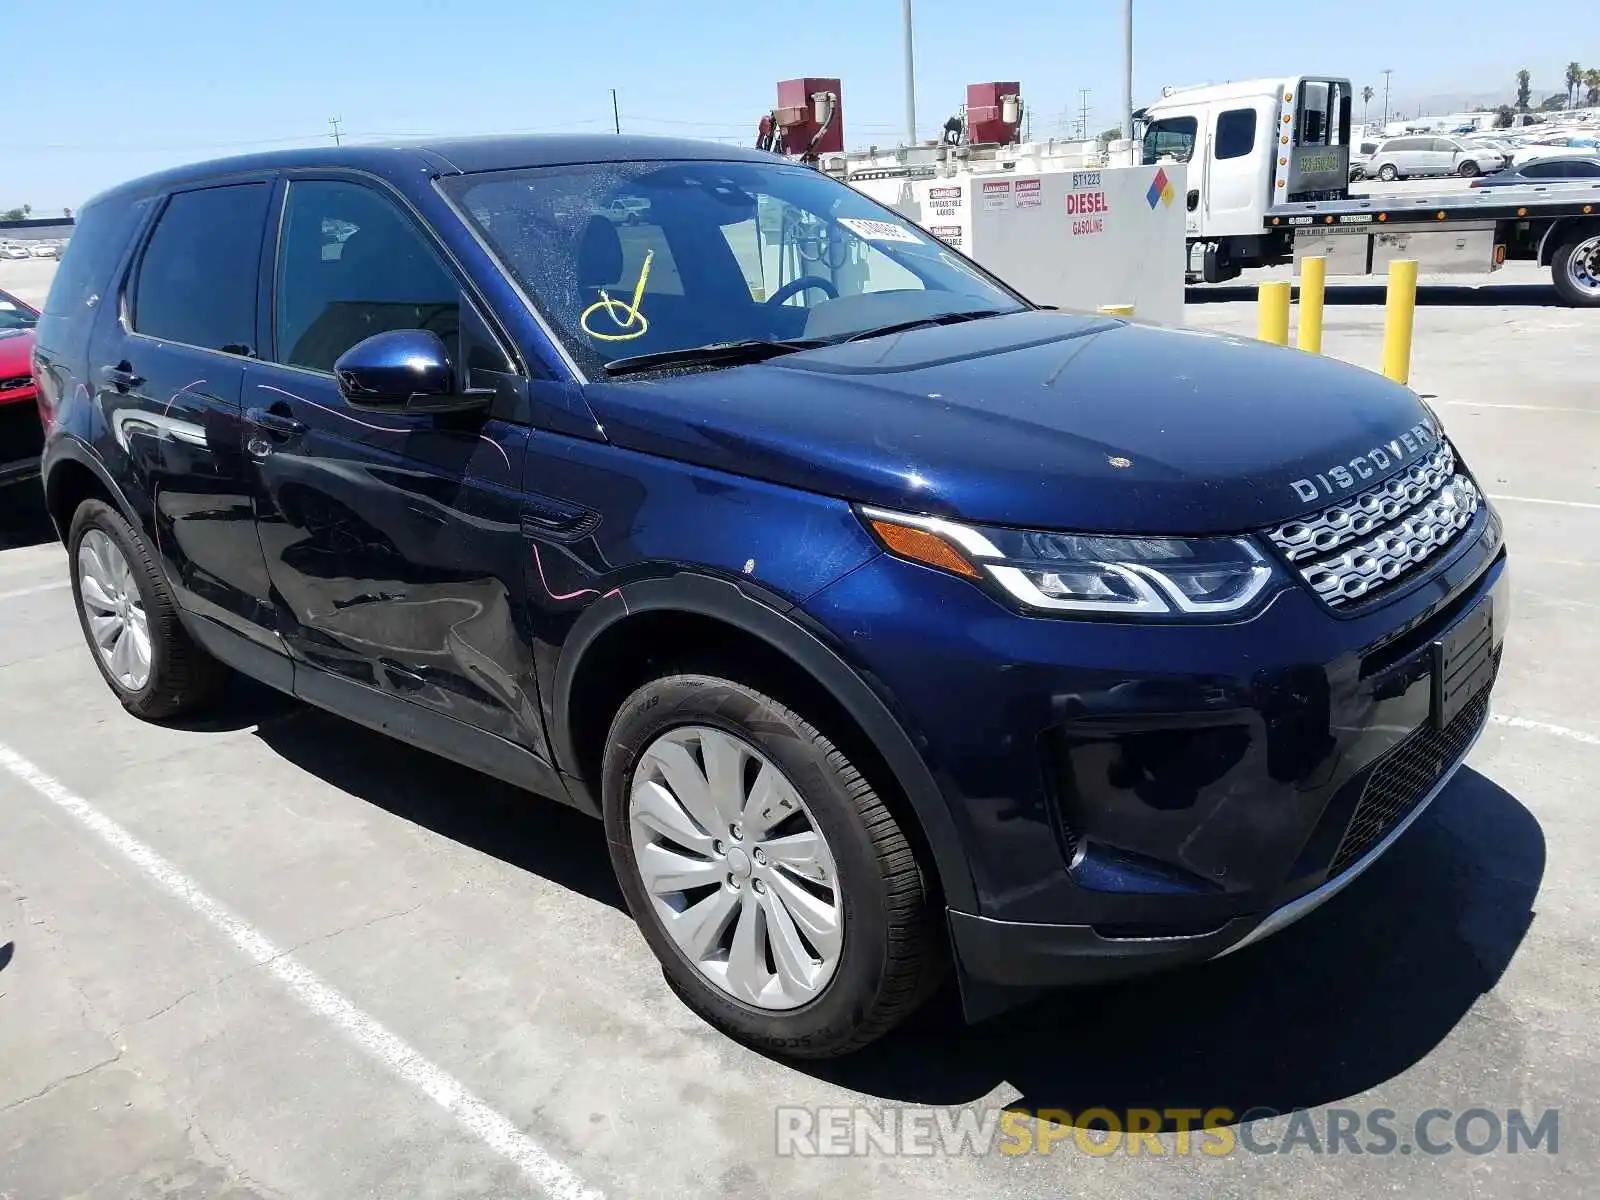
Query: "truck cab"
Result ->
[[1136, 76, 1353, 280]]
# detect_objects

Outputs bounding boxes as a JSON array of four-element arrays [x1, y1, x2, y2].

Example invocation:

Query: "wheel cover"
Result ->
[[629, 725, 844, 1010], [1566, 235, 1600, 297], [77, 529, 151, 691]]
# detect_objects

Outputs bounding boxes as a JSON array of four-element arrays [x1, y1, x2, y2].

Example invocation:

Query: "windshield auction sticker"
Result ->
[[837, 218, 924, 244]]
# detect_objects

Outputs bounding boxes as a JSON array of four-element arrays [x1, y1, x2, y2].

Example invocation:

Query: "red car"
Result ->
[[0, 287, 43, 485]]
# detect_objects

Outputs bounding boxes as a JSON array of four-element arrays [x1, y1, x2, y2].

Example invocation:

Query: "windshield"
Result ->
[[441, 159, 1026, 376], [0, 291, 37, 331]]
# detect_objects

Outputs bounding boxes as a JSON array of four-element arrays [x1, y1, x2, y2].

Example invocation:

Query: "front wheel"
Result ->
[[1458, 160, 1480, 177], [1378, 164, 1399, 182], [602, 674, 944, 1058], [1550, 228, 1600, 308]]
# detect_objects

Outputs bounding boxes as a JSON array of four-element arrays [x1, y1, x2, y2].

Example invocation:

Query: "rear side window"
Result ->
[[133, 183, 271, 355], [273, 180, 459, 374], [1214, 109, 1258, 160], [1521, 161, 1562, 178]]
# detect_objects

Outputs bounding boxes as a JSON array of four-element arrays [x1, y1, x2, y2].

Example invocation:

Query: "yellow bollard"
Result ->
[[1257, 280, 1291, 345], [1381, 259, 1419, 384], [1297, 256, 1326, 354], [1098, 303, 1135, 317]]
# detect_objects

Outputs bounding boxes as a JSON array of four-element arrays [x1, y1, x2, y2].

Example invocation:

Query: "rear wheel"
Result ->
[[1378, 163, 1399, 182], [1550, 229, 1600, 308], [602, 673, 944, 1058], [1458, 160, 1480, 177], [68, 500, 227, 719]]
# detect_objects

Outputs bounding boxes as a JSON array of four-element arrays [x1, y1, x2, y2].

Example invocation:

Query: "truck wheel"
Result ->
[[1550, 229, 1600, 307], [1457, 160, 1480, 178], [602, 673, 944, 1058], [68, 500, 227, 720], [1378, 164, 1399, 182]]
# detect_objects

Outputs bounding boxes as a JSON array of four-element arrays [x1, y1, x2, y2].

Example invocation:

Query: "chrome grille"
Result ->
[[1266, 444, 1480, 606], [0, 374, 30, 392]]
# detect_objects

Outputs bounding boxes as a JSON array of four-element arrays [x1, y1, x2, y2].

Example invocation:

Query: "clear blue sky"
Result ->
[[9, 0, 1589, 210]]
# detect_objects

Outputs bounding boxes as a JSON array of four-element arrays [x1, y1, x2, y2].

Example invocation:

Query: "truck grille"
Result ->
[[1328, 648, 1498, 877], [1266, 443, 1480, 606]]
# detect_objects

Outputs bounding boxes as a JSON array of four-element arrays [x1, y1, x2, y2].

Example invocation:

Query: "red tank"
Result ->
[[775, 78, 843, 156], [966, 82, 1022, 145]]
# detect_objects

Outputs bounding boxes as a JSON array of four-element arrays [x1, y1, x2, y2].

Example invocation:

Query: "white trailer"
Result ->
[[1136, 76, 1600, 306]]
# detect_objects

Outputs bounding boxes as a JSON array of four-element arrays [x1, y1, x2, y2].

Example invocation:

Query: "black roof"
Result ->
[[89, 134, 778, 208]]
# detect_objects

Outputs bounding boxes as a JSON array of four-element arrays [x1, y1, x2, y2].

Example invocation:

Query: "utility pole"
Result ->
[[1120, 0, 1133, 140], [901, 0, 917, 145], [1381, 69, 1393, 128], [328, 116, 343, 146], [1077, 88, 1091, 139], [611, 89, 621, 135]]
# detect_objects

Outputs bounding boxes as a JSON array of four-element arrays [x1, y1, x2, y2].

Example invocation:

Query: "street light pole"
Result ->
[[1121, 0, 1133, 140], [901, 0, 917, 146], [1381, 69, 1393, 127]]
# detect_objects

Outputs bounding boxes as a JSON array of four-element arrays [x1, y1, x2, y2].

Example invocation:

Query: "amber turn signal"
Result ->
[[869, 520, 982, 579]]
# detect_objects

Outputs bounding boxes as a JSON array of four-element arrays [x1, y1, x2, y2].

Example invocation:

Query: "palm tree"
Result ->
[[1565, 62, 1583, 109], [1361, 85, 1374, 123], [1585, 68, 1600, 108]]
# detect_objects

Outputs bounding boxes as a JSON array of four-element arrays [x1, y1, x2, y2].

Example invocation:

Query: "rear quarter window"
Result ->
[[37, 199, 148, 351]]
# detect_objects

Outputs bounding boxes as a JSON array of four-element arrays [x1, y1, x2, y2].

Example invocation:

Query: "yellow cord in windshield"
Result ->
[[580, 249, 654, 342]]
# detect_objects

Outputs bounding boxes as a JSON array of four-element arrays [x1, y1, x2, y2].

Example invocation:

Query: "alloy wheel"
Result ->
[[77, 529, 152, 690], [1566, 235, 1600, 298], [628, 725, 844, 1010]]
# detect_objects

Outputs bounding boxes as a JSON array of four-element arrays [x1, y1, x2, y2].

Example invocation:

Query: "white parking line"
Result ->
[[1490, 713, 1600, 748], [0, 741, 603, 1200], [1443, 401, 1599, 414], [1487, 494, 1600, 511], [0, 581, 70, 602]]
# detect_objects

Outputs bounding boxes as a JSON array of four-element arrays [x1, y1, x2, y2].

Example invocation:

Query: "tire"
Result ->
[[1550, 226, 1600, 308], [67, 499, 227, 720], [1458, 160, 1480, 178], [1377, 164, 1399, 182], [602, 673, 944, 1058]]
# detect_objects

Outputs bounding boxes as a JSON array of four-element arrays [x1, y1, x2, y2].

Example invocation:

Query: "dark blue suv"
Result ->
[[32, 136, 1508, 1057]]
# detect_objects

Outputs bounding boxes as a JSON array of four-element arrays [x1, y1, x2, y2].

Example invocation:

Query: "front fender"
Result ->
[[550, 570, 978, 913]]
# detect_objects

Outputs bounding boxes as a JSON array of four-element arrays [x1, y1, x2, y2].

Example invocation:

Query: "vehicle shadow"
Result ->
[[251, 702, 625, 910], [804, 766, 1543, 1128], [0, 482, 55, 550], [1187, 282, 1564, 307]]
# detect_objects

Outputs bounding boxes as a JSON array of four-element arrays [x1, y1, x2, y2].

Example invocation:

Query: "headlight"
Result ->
[[860, 506, 1281, 618]]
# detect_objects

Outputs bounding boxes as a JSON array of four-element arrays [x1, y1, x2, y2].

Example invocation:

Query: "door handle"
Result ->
[[100, 363, 145, 389], [244, 407, 307, 438]]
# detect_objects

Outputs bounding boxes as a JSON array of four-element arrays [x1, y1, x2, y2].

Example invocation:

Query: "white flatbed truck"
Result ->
[[1136, 76, 1600, 306]]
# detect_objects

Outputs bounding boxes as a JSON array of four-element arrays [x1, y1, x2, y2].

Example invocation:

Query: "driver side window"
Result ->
[[274, 180, 460, 375]]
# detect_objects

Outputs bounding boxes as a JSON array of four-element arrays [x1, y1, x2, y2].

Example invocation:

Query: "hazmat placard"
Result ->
[[980, 181, 1010, 212], [1013, 179, 1041, 209]]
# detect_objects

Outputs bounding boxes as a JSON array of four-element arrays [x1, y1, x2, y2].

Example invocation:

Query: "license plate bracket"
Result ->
[[1431, 597, 1494, 730]]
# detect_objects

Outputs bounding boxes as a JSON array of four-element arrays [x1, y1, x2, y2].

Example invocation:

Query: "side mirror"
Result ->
[[333, 329, 490, 415]]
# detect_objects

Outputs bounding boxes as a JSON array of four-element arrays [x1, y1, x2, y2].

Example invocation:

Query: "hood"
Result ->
[[0, 328, 35, 377], [580, 311, 1440, 534]]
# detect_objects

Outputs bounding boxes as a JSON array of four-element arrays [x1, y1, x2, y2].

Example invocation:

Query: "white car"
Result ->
[[26, 243, 58, 259], [1512, 134, 1600, 166], [0, 244, 31, 260]]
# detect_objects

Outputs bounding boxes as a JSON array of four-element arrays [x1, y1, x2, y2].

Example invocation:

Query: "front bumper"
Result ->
[[801, 499, 1507, 991]]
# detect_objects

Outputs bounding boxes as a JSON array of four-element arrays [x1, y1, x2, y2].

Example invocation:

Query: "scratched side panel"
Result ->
[[520, 431, 882, 728]]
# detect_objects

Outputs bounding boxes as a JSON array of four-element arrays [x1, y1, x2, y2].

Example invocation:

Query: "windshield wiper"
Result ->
[[837, 308, 1013, 343], [603, 337, 829, 377]]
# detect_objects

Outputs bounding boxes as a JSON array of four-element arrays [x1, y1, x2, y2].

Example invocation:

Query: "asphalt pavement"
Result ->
[[0, 258, 1595, 1199]]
